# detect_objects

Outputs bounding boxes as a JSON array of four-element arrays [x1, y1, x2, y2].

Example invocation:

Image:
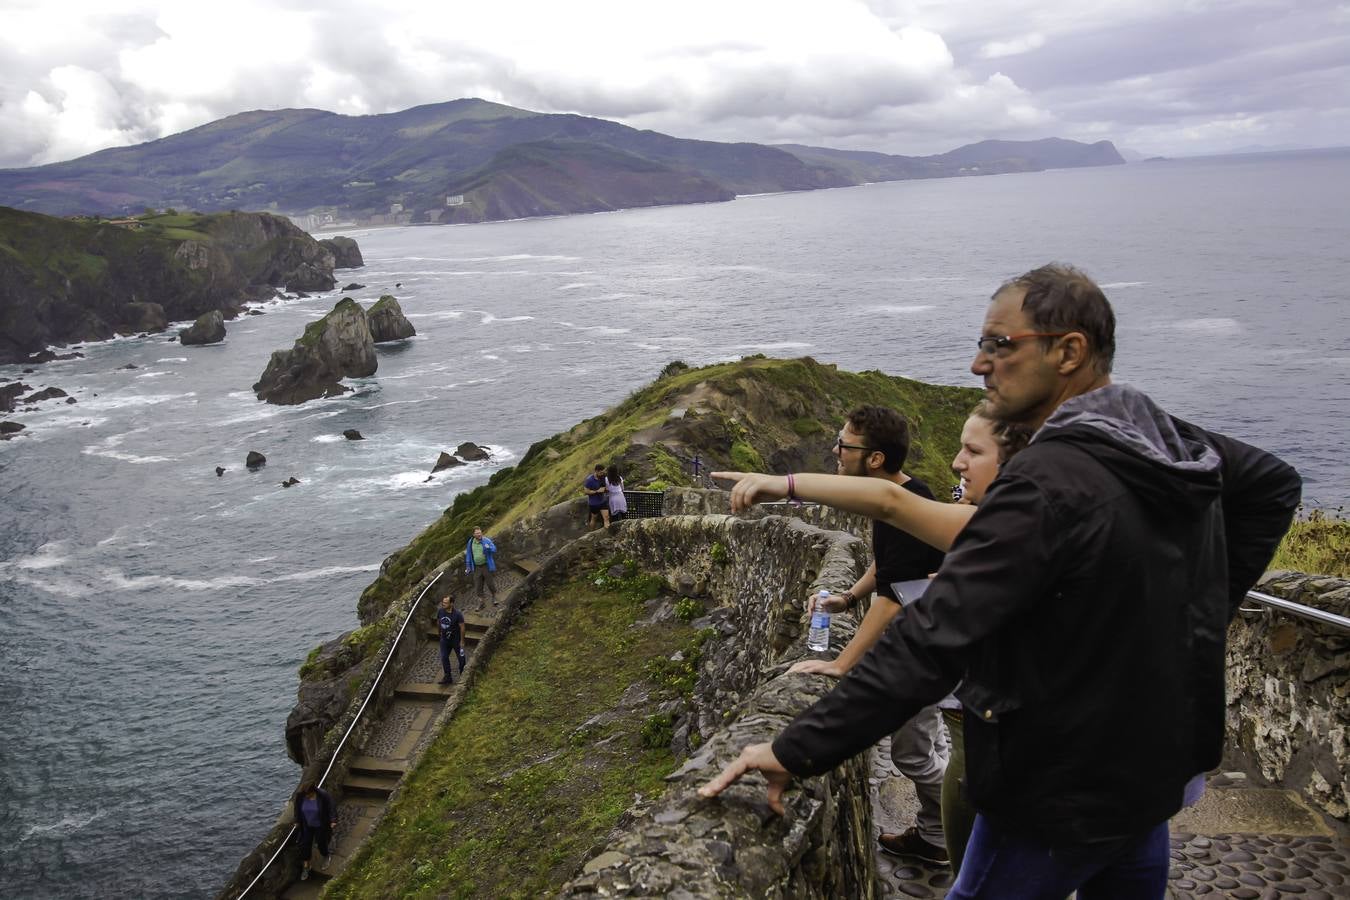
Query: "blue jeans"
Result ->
[[440, 638, 465, 678], [947, 815, 1169, 899]]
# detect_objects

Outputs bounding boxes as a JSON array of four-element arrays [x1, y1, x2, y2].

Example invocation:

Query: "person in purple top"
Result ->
[[292, 781, 336, 881]]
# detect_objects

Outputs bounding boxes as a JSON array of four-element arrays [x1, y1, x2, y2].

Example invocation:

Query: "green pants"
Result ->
[[940, 709, 977, 875]]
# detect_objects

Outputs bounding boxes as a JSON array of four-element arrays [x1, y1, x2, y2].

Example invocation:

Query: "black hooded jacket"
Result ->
[[772, 384, 1300, 844]]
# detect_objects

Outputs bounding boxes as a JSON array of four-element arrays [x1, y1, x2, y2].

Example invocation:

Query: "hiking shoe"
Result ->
[[878, 827, 949, 865], [300, 867, 310, 881], [438, 676, 452, 685]]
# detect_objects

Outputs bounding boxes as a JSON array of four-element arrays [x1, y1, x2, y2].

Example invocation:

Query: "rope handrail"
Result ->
[[1241, 588, 1350, 631], [236, 568, 445, 898]]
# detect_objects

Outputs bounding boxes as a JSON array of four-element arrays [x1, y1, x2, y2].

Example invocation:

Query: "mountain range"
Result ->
[[0, 98, 1124, 227]]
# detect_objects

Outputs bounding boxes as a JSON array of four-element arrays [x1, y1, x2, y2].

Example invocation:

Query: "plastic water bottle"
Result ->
[[807, 590, 831, 651]]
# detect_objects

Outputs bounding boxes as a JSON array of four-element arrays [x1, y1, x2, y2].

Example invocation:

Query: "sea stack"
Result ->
[[366, 295, 416, 343], [252, 298, 376, 405]]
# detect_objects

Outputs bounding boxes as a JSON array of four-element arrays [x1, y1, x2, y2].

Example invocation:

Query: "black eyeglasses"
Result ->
[[975, 332, 1070, 355], [834, 437, 877, 453]]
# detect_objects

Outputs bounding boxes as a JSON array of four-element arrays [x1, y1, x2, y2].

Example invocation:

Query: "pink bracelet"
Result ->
[[785, 473, 801, 506]]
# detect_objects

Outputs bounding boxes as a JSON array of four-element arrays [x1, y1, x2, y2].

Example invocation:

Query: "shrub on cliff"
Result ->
[[1271, 509, 1349, 577]]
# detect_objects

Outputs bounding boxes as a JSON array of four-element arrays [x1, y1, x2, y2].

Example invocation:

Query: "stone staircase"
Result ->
[[274, 560, 539, 899], [277, 611, 495, 900]]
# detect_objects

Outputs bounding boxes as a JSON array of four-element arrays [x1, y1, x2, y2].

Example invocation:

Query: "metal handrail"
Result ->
[[236, 568, 445, 898], [1240, 589, 1350, 631]]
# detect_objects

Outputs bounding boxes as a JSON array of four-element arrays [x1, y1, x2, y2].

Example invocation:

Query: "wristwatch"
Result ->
[[841, 590, 857, 609]]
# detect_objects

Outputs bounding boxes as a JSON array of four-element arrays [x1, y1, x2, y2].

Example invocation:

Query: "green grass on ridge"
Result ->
[[327, 566, 690, 899]]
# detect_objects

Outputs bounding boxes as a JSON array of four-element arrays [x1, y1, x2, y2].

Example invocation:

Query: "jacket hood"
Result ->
[[1035, 383, 1222, 516]]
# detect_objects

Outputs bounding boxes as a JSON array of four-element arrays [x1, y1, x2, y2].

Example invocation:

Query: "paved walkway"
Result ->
[[869, 743, 1346, 899]]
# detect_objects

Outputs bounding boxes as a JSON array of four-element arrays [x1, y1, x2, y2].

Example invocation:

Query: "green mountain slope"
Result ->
[[778, 136, 1125, 181], [0, 98, 1123, 226]]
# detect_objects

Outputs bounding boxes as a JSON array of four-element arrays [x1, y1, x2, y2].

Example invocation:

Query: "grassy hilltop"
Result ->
[[357, 356, 982, 622]]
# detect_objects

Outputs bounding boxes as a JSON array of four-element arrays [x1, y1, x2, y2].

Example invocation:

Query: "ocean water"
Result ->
[[1, 150, 1347, 897]]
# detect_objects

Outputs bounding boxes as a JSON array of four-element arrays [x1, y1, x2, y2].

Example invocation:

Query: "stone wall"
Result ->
[[559, 513, 880, 898], [1225, 571, 1350, 823]]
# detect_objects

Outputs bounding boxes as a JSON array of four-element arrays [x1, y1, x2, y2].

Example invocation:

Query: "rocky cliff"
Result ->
[[0, 206, 362, 364], [253, 297, 375, 404]]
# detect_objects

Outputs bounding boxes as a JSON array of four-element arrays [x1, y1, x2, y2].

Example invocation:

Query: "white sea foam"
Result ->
[[77, 393, 189, 412], [1099, 281, 1147, 289], [135, 371, 170, 378], [1173, 317, 1243, 333], [478, 313, 535, 325], [723, 341, 812, 351], [99, 562, 380, 592], [632, 342, 665, 351], [463, 253, 580, 262], [0, 541, 70, 571], [557, 282, 593, 291], [311, 434, 344, 443], [405, 311, 465, 320], [482, 354, 502, 361], [556, 321, 631, 335], [18, 809, 106, 843], [155, 357, 188, 363], [272, 564, 380, 583], [82, 431, 176, 464], [869, 304, 937, 314]]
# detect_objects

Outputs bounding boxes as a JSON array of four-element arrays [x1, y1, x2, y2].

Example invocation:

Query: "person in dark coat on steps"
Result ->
[[293, 781, 337, 881], [437, 594, 466, 685]]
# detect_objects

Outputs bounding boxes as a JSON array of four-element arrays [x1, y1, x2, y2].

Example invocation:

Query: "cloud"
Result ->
[[0, 0, 1346, 167], [978, 33, 1046, 60]]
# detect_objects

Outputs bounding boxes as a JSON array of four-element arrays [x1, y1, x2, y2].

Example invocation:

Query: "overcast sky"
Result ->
[[3, 0, 1348, 169]]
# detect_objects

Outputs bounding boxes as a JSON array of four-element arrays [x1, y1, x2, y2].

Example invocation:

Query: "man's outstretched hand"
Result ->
[[788, 658, 844, 677], [711, 472, 789, 512], [697, 741, 793, 815]]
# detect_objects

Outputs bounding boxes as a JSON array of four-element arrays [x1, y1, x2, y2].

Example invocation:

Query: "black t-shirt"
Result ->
[[873, 476, 945, 602], [438, 607, 465, 643]]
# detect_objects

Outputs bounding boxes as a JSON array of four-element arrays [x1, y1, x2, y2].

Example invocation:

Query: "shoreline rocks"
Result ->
[[432, 451, 463, 473], [246, 451, 266, 469], [23, 386, 68, 404], [455, 441, 491, 461], [319, 236, 365, 269], [1, 381, 29, 413], [180, 310, 227, 346]]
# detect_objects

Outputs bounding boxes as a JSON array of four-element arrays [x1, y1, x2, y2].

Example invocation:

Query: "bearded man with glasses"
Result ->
[[703, 263, 1301, 899], [793, 406, 950, 865]]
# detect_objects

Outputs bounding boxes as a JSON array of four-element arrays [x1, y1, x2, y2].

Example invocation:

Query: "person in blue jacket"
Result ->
[[464, 526, 498, 600], [292, 781, 337, 881]]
